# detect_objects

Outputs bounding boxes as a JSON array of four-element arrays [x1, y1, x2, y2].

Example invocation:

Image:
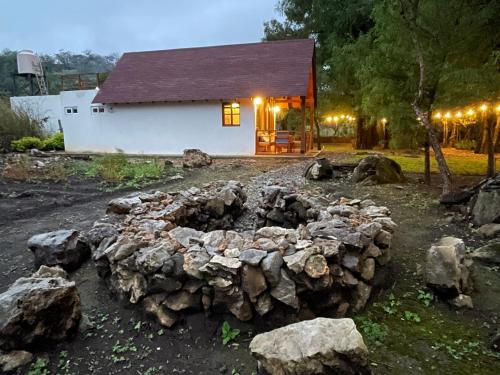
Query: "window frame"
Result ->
[[64, 106, 78, 115], [91, 105, 105, 114], [222, 102, 240, 127]]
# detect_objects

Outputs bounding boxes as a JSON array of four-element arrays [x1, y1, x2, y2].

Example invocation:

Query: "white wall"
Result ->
[[61, 90, 256, 155], [10, 94, 63, 134]]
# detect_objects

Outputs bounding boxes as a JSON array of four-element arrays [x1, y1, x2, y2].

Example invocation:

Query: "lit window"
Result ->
[[222, 102, 240, 126]]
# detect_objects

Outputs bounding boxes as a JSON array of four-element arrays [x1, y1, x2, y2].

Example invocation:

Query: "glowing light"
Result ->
[[95, 86, 100, 91], [273, 106, 281, 113], [333, 116, 339, 122], [456, 111, 462, 118], [253, 97, 263, 105], [467, 109, 475, 116], [480, 104, 488, 112], [340, 114, 345, 119], [445, 112, 451, 119], [352, 117, 356, 121], [381, 118, 387, 124], [326, 116, 333, 123], [231, 102, 239, 108], [496, 105, 500, 112], [417, 117, 421, 121], [434, 112, 442, 119]]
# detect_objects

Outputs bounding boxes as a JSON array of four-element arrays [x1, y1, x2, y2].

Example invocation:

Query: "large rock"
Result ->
[[0, 350, 33, 373], [424, 237, 472, 298], [183, 149, 212, 168], [28, 229, 91, 271], [0, 268, 81, 350], [471, 241, 500, 265], [471, 175, 500, 226], [250, 318, 370, 375], [305, 158, 333, 180], [351, 155, 405, 185]]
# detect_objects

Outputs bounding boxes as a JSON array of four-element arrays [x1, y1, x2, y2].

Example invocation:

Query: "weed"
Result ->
[[381, 293, 401, 315], [356, 318, 388, 346], [112, 337, 137, 354], [403, 311, 421, 323], [417, 289, 433, 306], [157, 329, 164, 336], [221, 321, 240, 345], [58, 351, 70, 373], [134, 320, 143, 332], [28, 358, 50, 375], [231, 369, 241, 375], [431, 338, 490, 360]]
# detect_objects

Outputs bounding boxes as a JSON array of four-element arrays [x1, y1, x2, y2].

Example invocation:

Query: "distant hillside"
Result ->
[[0, 50, 119, 97]]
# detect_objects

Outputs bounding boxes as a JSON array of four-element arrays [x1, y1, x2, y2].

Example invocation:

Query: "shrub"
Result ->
[[42, 132, 65, 151], [455, 139, 476, 150], [11, 136, 44, 152], [0, 100, 44, 151]]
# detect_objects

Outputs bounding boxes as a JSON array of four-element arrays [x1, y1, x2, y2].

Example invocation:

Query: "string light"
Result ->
[[456, 111, 462, 118], [381, 118, 387, 124], [480, 104, 488, 112], [467, 109, 475, 116], [444, 112, 452, 119], [333, 116, 339, 122], [326, 116, 333, 123], [434, 112, 442, 119]]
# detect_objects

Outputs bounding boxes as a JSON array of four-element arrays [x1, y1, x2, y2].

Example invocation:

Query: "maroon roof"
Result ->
[[93, 39, 315, 104]]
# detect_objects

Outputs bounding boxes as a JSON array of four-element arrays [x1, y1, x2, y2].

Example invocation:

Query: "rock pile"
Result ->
[[250, 317, 370, 375], [91, 182, 395, 327], [0, 266, 81, 350], [425, 237, 473, 308]]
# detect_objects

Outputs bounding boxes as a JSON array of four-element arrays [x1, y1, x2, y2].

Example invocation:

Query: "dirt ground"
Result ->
[[1, 153, 499, 375]]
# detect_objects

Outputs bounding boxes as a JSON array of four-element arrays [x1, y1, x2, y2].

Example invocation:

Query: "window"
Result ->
[[91, 105, 105, 114], [64, 106, 78, 114], [222, 102, 240, 126]]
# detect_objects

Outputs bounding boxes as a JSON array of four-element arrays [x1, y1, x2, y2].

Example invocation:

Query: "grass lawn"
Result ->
[[322, 144, 499, 175]]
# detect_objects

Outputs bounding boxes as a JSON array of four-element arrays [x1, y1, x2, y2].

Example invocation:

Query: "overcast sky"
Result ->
[[1, 0, 281, 55]]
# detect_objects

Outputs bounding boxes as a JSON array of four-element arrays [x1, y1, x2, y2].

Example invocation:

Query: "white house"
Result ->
[[10, 39, 317, 156]]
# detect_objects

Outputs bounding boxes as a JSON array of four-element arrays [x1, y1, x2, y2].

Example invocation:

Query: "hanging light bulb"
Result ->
[[434, 112, 442, 119], [445, 112, 452, 119]]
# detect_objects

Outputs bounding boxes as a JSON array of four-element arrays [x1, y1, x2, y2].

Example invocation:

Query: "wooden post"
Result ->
[[300, 96, 306, 154]]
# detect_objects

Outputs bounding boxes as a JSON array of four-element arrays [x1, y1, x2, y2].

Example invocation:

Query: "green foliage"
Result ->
[[221, 321, 240, 345], [112, 338, 137, 354], [430, 338, 497, 361], [42, 132, 65, 150], [455, 139, 476, 151], [357, 318, 388, 346], [28, 358, 50, 375], [1, 100, 44, 151], [381, 293, 401, 315], [403, 311, 421, 323], [417, 289, 433, 307], [11, 136, 43, 152]]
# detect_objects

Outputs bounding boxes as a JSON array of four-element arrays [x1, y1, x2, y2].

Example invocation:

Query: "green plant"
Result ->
[[98, 151, 128, 181], [112, 338, 137, 354], [382, 293, 401, 315], [42, 132, 65, 150], [28, 358, 50, 375], [430, 338, 495, 360], [455, 139, 476, 151], [403, 311, 421, 323], [0, 100, 44, 151], [417, 289, 434, 307], [11, 136, 43, 152], [221, 321, 240, 345], [357, 318, 388, 346]]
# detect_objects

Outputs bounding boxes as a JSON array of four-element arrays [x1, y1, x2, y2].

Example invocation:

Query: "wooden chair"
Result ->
[[275, 131, 292, 153], [256, 131, 275, 153]]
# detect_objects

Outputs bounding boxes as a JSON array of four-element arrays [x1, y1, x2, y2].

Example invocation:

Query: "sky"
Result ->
[[1, 0, 281, 55]]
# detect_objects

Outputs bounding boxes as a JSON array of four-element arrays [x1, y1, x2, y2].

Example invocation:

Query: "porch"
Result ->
[[254, 94, 317, 155]]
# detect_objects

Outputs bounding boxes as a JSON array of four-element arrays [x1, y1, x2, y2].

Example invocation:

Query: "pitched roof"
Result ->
[[93, 39, 315, 104]]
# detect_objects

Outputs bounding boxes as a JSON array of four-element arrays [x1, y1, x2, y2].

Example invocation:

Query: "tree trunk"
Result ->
[[480, 116, 489, 153], [442, 121, 449, 147], [486, 114, 496, 178], [493, 115, 500, 152], [424, 140, 431, 185]]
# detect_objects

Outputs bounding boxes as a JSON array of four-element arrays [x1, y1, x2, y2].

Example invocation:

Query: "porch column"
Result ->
[[300, 96, 306, 154]]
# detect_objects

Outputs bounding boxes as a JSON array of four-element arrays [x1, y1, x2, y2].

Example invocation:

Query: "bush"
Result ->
[[42, 132, 65, 150], [455, 139, 476, 150], [0, 100, 44, 151], [11, 136, 44, 152]]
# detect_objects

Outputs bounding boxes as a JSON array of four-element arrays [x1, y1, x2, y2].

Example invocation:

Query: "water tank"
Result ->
[[17, 50, 42, 75]]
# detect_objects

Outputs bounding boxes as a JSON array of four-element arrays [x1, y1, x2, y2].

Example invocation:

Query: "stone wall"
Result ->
[[90, 182, 396, 327]]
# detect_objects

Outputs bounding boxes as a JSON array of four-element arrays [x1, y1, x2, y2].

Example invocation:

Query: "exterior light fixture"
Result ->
[[273, 106, 280, 113], [253, 97, 263, 105], [444, 112, 451, 119]]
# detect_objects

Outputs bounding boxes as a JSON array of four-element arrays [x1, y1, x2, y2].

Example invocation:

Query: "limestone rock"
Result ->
[[261, 252, 283, 287], [471, 241, 500, 265], [182, 149, 212, 168], [305, 158, 333, 180], [477, 224, 500, 238], [164, 291, 201, 311], [249, 318, 370, 375], [239, 249, 267, 266], [0, 273, 81, 350], [28, 229, 90, 271], [0, 350, 33, 373], [304, 254, 329, 278], [270, 269, 298, 309], [351, 155, 405, 185], [107, 195, 142, 214], [183, 247, 211, 279], [241, 265, 267, 302], [471, 175, 500, 226]]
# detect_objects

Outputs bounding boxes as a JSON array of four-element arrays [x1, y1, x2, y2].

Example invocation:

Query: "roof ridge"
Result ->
[[123, 39, 314, 56]]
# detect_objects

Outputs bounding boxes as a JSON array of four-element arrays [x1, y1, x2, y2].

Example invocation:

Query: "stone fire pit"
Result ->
[[89, 181, 396, 327]]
